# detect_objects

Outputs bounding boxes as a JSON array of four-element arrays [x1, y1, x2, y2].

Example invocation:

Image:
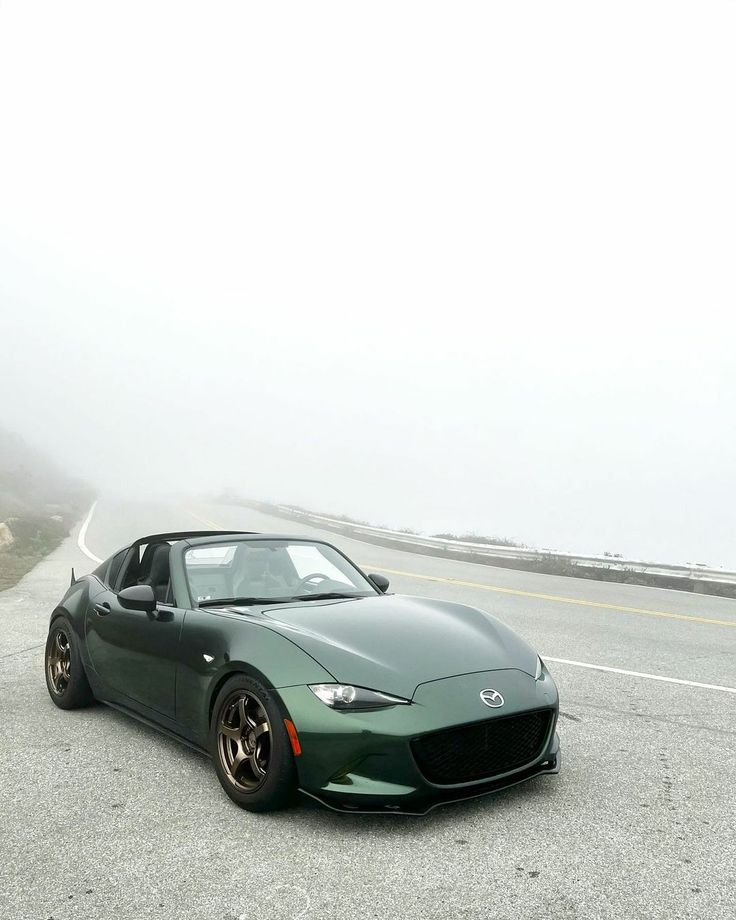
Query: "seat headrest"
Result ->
[[146, 543, 171, 585], [235, 545, 271, 577]]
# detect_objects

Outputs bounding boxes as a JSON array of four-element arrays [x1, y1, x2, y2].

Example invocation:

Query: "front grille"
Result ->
[[411, 709, 554, 785]]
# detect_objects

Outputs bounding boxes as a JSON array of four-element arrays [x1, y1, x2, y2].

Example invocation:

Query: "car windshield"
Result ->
[[184, 539, 378, 605]]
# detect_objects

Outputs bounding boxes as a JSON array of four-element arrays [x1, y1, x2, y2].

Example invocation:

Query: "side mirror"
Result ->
[[118, 584, 157, 614], [369, 573, 390, 593]]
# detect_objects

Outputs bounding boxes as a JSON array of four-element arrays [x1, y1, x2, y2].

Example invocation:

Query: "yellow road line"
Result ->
[[187, 509, 226, 530], [365, 566, 736, 629], [183, 507, 736, 629]]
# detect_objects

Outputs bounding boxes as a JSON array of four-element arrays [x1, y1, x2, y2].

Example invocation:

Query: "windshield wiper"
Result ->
[[198, 597, 292, 608], [291, 592, 368, 601]]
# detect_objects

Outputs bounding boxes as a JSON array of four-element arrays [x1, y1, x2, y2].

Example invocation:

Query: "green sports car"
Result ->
[[45, 530, 560, 814]]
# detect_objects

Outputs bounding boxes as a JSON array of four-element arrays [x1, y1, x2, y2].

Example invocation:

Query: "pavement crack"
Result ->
[[564, 698, 736, 737], [0, 641, 45, 659], [559, 710, 582, 722]]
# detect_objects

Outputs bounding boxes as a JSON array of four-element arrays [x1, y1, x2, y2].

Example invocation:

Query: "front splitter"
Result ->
[[301, 737, 561, 816]]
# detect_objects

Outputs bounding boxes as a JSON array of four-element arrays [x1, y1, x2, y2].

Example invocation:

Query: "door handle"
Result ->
[[94, 602, 111, 617]]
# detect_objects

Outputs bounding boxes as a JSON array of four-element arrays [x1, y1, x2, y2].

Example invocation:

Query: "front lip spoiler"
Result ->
[[300, 735, 561, 816]]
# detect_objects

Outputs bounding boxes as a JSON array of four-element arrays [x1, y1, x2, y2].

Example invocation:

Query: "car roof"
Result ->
[[132, 530, 255, 547], [183, 532, 324, 547], [132, 531, 326, 548]]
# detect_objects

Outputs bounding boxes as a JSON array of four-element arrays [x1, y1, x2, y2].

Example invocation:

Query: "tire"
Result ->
[[44, 615, 95, 710], [209, 674, 298, 813]]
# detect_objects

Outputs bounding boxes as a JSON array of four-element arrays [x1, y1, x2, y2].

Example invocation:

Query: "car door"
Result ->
[[85, 545, 183, 719]]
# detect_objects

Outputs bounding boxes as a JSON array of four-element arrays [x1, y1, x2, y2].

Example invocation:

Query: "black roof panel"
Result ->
[[132, 530, 256, 546]]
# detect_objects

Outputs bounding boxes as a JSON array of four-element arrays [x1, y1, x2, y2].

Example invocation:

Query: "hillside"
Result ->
[[0, 427, 92, 590]]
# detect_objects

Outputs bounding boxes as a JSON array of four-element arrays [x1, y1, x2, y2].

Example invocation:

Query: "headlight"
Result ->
[[535, 656, 545, 680], [309, 684, 410, 710]]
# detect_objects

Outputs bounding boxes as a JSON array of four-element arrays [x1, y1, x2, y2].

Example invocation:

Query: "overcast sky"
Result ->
[[1, 2, 735, 565]]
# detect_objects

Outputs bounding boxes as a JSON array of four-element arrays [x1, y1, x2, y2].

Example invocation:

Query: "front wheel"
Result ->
[[210, 674, 298, 812], [44, 616, 95, 709]]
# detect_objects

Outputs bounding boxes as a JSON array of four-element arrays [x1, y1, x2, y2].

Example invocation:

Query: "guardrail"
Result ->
[[234, 499, 736, 597]]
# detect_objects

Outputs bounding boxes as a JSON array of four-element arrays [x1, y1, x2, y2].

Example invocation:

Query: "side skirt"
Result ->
[[100, 699, 210, 758]]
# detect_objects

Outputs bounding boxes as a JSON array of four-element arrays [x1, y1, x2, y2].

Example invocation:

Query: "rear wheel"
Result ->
[[210, 674, 297, 812], [44, 616, 94, 709]]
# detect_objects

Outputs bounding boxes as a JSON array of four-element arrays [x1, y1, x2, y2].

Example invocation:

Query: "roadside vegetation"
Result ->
[[0, 427, 92, 591], [430, 532, 525, 548]]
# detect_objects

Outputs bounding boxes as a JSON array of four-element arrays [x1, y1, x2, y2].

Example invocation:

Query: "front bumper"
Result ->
[[277, 668, 560, 815]]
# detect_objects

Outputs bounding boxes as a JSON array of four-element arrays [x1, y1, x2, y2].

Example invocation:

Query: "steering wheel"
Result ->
[[295, 573, 331, 594]]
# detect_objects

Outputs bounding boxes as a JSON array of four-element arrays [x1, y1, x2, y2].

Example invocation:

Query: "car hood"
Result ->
[[252, 594, 539, 699]]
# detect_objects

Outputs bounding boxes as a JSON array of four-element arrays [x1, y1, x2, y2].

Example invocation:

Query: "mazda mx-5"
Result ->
[[44, 531, 560, 814]]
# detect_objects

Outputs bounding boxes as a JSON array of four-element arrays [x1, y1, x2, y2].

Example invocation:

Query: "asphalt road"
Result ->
[[2, 497, 735, 920]]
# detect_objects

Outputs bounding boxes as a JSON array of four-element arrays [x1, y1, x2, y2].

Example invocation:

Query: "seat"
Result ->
[[232, 546, 290, 598], [140, 543, 171, 603], [232, 546, 269, 598]]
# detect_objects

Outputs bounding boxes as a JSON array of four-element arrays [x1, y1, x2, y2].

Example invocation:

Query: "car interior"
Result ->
[[119, 542, 173, 604], [186, 544, 297, 603], [112, 539, 370, 607], [115, 540, 292, 606]]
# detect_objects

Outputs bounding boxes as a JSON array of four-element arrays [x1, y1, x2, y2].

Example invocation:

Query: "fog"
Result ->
[[1, 2, 735, 566]]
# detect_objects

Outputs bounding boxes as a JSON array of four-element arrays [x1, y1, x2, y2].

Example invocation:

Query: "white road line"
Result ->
[[545, 655, 736, 694], [77, 501, 103, 564]]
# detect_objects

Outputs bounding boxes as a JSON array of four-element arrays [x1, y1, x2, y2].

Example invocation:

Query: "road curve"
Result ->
[[2, 496, 734, 920]]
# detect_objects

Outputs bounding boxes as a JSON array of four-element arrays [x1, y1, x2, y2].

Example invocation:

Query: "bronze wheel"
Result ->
[[216, 689, 272, 792], [210, 675, 297, 811], [44, 616, 94, 710], [46, 627, 72, 696]]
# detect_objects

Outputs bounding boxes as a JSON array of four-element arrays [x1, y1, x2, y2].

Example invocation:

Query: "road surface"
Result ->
[[2, 497, 734, 920]]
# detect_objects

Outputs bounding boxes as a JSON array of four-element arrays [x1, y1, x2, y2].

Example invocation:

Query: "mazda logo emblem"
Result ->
[[480, 688, 504, 708]]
